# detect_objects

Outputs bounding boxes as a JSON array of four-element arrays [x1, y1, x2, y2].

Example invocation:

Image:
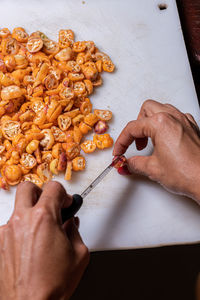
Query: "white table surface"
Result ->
[[0, 0, 200, 251]]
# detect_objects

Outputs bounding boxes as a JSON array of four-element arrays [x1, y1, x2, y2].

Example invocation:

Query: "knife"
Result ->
[[61, 156, 121, 223]]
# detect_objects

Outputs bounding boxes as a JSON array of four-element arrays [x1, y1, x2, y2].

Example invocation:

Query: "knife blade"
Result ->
[[61, 156, 121, 223], [81, 155, 121, 199]]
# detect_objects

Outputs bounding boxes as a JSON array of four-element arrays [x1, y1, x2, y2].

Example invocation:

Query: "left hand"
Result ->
[[113, 100, 200, 202], [0, 181, 89, 300]]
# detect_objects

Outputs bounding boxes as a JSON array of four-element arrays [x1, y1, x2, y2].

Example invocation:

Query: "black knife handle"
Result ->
[[61, 194, 83, 223]]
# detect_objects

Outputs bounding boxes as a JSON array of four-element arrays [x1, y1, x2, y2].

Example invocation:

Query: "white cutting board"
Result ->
[[0, 0, 200, 251]]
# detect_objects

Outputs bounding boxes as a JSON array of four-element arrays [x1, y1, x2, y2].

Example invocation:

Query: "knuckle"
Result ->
[[17, 181, 40, 197], [185, 113, 196, 124], [33, 206, 45, 217], [185, 113, 193, 119], [126, 120, 135, 130], [11, 214, 21, 223], [9, 214, 21, 228], [177, 112, 186, 123], [142, 99, 154, 109], [164, 103, 174, 109], [33, 205, 52, 222], [186, 113, 193, 118], [44, 180, 66, 193], [153, 112, 170, 125]]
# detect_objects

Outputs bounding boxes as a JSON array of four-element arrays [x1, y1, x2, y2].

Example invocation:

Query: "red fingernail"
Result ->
[[117, 165, 132, 175]]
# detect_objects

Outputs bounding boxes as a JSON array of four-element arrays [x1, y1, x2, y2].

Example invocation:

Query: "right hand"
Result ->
[[0, 181, 89, 300], [113, 100, 200, 203]]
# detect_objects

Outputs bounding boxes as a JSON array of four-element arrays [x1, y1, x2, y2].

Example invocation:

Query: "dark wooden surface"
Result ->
[[177, 0, 200, 102], [177, 0, 200, 66], [72, 244, 200, 300], [71, 2, 200, 299]]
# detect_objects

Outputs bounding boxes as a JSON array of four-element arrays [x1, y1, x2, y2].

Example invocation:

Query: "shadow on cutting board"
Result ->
[[71, 244, 200, 300]]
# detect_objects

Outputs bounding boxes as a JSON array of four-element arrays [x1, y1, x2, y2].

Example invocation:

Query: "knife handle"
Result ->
[[61, 194, 83, 223]]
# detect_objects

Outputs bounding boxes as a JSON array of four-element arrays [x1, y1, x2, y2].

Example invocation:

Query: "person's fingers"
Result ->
[[185, 113, 199, 128], [113, 118, 156, 156], [185, 113, 200, 138], [127, 155, 159, 179], [164, 103, 182, 113], [164, 104, 195, 124], [113, 123, 135, 156], [14, 182, 42, 211], [117, 164, 132, 175], [135, 103, 150, 151], [36, 181, 73, 222]]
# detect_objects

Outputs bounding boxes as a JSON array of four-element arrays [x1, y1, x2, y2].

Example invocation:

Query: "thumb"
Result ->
[[127, 155, 156, 178]]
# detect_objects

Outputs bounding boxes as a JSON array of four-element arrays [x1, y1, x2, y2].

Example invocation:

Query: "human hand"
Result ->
[[113, 100, 200, 202], [0, 181, 89, 300]]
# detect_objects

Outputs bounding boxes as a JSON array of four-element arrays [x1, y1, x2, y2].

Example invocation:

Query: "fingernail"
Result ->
[[74, 216, 80, 228], [111, 155, 118, 166], [117, 164, 132, 175]]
